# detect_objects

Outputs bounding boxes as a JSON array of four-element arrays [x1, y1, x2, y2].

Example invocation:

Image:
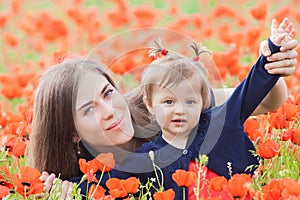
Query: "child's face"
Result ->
[[148, 74, 202, 139]]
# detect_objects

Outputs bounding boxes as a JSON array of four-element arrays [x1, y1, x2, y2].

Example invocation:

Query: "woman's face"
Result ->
[[74, 71, 134, 148]]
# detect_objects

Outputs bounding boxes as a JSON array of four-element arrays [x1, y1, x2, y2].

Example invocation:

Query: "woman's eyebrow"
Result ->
[[78, 100, 93, 112], [77, 84, 109, 112], [100, 83, 109, 95]]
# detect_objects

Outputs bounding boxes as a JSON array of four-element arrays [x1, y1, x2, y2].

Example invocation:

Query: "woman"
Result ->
[[28, 39, 297, 198]]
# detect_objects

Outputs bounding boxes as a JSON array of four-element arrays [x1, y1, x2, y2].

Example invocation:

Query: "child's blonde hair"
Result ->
[[141, 40, 211, 111]]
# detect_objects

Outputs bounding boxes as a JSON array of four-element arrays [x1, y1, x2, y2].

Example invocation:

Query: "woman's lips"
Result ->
[[105, 118, 123, 131]]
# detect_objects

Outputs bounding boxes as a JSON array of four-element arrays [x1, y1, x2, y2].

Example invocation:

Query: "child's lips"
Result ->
[[171, 119, 187, 126]]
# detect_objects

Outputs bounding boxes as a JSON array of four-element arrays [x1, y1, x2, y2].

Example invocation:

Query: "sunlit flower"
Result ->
[[153, 188, 175, 200], [257, 139, 279, 159], [14, 167, 43, 197]]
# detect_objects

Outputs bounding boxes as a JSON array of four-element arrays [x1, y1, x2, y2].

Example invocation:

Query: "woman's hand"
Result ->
[[39, 171, 73, 200], [260, 39, 298, 76]]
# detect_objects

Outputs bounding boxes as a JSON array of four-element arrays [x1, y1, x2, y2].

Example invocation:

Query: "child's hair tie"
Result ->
[[148, 38, 168, 58], [190, 41, 212, 61]]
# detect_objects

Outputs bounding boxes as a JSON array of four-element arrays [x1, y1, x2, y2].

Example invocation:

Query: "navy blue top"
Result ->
[[70, 39, 280, 199]]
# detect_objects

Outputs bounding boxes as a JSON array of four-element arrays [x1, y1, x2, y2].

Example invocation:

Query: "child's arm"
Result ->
[[199, 18, 295, 178], [226, 17, 295, 123], [211, 38, 297, 114]]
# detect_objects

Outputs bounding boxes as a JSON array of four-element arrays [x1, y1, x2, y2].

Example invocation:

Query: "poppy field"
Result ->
[[0, 0, 300, 199]]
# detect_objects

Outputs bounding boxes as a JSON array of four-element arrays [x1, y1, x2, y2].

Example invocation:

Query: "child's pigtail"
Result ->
[[190, 41, 212, 61], [148, 38, 169, 58]]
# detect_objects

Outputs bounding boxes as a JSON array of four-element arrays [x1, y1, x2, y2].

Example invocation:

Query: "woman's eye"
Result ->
[[164, 100, 173, 104], [104, 89, 113, 98], [187, 100, 196, 104], [84, 107, 94, 115]]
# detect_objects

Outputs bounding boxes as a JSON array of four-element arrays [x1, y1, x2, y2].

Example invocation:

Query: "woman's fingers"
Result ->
[[260, 40, 271, 56], [60, 180, 73, 200], [39, 171, 50, 182], [43, 173, 56, 192], [267, 49, 298, 62], [280, 39, 298, 51], [265, 58, 296, 76]]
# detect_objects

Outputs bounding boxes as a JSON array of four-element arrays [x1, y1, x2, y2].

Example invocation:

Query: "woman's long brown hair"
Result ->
[[27, 59, 115, 179]]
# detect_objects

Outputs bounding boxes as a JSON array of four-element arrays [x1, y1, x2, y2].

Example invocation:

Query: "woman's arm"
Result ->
[[212, 39, 298, 115]]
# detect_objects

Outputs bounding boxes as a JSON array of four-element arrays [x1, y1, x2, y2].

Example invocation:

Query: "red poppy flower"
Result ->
[[262, 179, 284, 199], [0, 13, 7, 28], [1, 83, 23, 99], [250, 2, 267, 20], [0, 185, 10, 198], [78, 158, 99, 183], [172, 169, 196, 187], [269, 112, 288, 129], [223, 174, 252, 199], [281, 178, 300, 198], [106, 178, 128, 198], [4, 33, 18, 47], [12, 138, 27, 157], [291, 128, 300, 146], [282, 128, 293, 141], [0, 166, 13, 189], [153, 189, 175, 200], [257, 139, 279, 159], [281, 102, 298, 121], [121, 177, 139, 194], [14, 166, 43, 197], [88, 184, 106, 199], [95, 153, 115, 172], [0, 134, 17, 155], [208, 176, 227, 192], [244, 117, 261, 141]]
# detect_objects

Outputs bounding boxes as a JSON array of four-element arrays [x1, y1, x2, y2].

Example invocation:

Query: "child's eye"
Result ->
[[187, 100, 196, 104], [84, 107, 94, 116], [104, 89, 113, 98], [164, 100, 173, 104]]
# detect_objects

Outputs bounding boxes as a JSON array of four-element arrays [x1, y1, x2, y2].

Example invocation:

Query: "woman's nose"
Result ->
[[100, 102, 114, 120]]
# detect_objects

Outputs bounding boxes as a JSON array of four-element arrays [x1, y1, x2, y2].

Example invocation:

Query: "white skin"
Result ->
[[74, 71, 134, 148], [40, 18, 298, 199], [144, 74, 203, 149]]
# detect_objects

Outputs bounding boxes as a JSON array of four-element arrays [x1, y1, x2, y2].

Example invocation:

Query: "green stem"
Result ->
[[90, 166, 106, 199]]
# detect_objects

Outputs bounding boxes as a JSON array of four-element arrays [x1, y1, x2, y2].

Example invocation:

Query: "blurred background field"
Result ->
[[0, 0, 299, 199]]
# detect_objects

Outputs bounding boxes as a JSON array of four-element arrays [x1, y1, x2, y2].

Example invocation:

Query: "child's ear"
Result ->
[[143, 96, 153, 114]]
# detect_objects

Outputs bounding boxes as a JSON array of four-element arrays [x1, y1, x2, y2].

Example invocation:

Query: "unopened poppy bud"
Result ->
[[149, 150, 155, 161]]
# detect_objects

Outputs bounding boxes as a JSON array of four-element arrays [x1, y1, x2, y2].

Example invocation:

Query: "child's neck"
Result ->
[[161, 132, 189, 149]]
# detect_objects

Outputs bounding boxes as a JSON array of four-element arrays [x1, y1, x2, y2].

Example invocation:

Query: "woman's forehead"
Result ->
[[76, 72, 110, 102]]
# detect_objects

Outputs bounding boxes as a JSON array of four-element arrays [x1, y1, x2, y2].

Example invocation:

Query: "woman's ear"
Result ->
[[143, 96, 153, 114], [72, 133, 81, 143]]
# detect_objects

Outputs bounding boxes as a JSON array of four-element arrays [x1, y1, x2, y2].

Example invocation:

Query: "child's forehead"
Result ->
[[156, 77, 203, 95]]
